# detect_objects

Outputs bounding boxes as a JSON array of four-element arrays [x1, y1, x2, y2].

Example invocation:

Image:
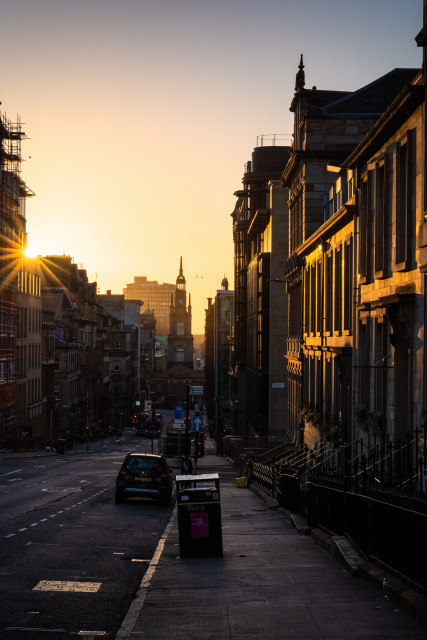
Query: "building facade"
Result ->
[[281, 61, 419, 447], [123, 276, 175, 336], [41, 256, 101, 441], [97, 290, 142, 427], [345, 69, 425, 441], [0, 112, 33, 449], [231, 136, 290, 441], [16, 259, 43, 446], [204, 278, 234, 436]]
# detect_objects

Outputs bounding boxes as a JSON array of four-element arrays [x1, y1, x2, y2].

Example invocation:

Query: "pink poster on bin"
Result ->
[[191, 512, 209, 538]]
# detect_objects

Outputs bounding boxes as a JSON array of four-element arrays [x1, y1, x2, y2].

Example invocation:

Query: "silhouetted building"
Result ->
[[231, 136, 290, 441], [167, 258, 193, 368], [0, 111, 34, 449]]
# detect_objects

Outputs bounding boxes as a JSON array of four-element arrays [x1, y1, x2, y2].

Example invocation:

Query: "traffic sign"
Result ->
[[190, 386, 203, 395], [192, 415, 204, 432]]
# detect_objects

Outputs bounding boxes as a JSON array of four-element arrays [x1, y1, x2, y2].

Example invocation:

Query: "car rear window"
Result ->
[[126, 457, 161, 473]]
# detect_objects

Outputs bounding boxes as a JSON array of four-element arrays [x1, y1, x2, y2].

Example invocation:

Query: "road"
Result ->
[[0, 423, 177, 639]]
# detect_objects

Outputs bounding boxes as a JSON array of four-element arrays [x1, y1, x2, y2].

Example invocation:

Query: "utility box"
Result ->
[[176, 473, 223, 558]]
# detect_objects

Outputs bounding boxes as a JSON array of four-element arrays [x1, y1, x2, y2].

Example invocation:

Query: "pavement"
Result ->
[[115, 438, 427, 640]]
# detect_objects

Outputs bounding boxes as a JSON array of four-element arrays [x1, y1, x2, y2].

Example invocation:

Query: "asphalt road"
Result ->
[[0, 427, 175, 639]]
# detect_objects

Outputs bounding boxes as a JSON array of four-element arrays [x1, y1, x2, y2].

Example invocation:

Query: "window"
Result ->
[[374, 157, 388, 277], [325, 253, 333, 334], [310, 264, 316, 334], [177, 322, 184, 336], [334, 247, 342, 333], [113, 361, 120, 372], [316, 259, 322, 334], [176, 348, 184, 362], [343, 238, 353, 333], [114, 341, 121, 350], [359, 172, 372, 282], [396, 131, 413, 269]]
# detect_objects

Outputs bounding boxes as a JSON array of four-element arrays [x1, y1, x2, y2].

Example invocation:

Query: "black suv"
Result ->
[[115, 453, 173, 505]]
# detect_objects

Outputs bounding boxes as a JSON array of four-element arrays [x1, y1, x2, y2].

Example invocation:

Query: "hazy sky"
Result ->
[[0, 0, 422, 333]]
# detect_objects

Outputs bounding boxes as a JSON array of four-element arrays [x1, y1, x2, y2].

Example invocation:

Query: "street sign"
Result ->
[[192, 415, 204, 432], [175, 406, 183, 419], [189, 386, 203, 395]]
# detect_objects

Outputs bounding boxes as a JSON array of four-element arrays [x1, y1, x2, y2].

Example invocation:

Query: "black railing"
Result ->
[[309, 426, 427, 508]]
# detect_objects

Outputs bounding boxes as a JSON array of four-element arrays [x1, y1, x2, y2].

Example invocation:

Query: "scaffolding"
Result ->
[[0, 112, 26, 445]]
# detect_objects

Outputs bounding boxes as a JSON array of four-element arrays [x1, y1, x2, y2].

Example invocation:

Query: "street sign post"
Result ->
[[192, 415, 204, 432], [189, 386, 203, 395]]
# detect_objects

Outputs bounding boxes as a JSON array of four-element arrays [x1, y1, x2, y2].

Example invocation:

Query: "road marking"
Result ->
[[4, 627, 67, 633], [5, 533, 15, 538], [114, 512, 175, 639], [131, 558, 149, 563], [30, 523, 38, 527], [33, 580, 101, 593], [18, 527, 28, 532], [0, 469, 22, 478]]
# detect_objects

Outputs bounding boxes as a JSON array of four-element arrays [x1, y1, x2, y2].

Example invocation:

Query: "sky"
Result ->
[[0, 0, 423, 333]]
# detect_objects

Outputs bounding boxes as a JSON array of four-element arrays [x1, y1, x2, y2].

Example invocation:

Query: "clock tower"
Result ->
[[167, 257, 194, 368]]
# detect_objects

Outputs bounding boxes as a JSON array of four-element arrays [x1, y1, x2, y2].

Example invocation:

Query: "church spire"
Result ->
[[295, 54, 305, 91], [176, 256, 186, 291]]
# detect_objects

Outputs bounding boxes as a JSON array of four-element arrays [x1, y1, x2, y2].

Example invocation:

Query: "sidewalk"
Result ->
[[115, 439, 427, 640]]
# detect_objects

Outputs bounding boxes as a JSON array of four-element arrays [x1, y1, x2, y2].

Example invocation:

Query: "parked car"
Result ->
[[115, 452, 174, 505]]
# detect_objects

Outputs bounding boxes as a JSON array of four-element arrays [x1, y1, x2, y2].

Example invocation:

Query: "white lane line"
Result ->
[[30, 523, 38, 527], [5, 534, 15, 538], [18, 528, 28, 532], [0, 469, 22, 478], [4, 627, 67, 633]]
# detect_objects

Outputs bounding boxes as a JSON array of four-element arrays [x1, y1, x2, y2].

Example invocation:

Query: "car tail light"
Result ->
[[117, 467, 126, 485], [161, 472, 169, 488]]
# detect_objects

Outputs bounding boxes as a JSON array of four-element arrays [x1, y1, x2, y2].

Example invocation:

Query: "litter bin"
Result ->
[[56, 439, 66, 454], [176, 473, 223, 558]]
